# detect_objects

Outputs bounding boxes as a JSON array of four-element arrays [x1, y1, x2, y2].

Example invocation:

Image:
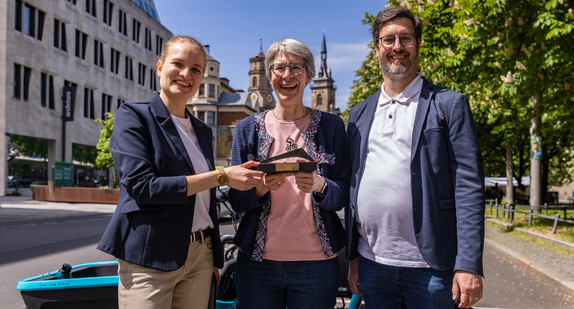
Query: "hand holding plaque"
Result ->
[[257, 148, 317, 173]]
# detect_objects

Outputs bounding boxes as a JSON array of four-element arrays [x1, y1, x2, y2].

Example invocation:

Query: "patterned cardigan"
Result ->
[[228, 109, 351, 259]]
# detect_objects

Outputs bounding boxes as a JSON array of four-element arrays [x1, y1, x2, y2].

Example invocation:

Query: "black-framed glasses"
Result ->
[[269, 63, 306, 77], [377, 33, 416, 49]]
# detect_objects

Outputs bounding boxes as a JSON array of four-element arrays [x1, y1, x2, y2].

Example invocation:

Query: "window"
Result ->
[[149, 69, 157, 90], [83, 87, 95, 119], [118, 9, 127, 35], [155, 35, 163, 55], [138, 63, 146, 85], [206, 111, 215, 125], [117, 98, 125, 110], [198, 84, 205, 96], [13, 63, 32, 101], [94, 39, 104, 68], [252, 76, 257, 87], [209, 84, 215, 97], [53, 19, 67, 51], [110, 48, 120, 74], [15, 1, 45, 40], [85, 0, 96, 17], [124, 56, 133, 81], [132, 19, 141, 43], [101, 93, 112, 119], [103, 0, 113, 26], [316, 94, 323, 106], [75, 29, 88, 59], [144, 28, 152, 51], [40, 72, 55, 109], [197, 111, 205, 122]]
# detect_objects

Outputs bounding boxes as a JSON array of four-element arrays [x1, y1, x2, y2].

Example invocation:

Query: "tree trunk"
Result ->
[[505, 143, 514, 205]]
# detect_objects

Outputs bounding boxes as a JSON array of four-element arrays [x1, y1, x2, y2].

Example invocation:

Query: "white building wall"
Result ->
[[1, 0, 172, 194]]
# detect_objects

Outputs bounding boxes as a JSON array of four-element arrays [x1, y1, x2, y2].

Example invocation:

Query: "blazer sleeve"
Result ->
[[446, 94, 486, 275]]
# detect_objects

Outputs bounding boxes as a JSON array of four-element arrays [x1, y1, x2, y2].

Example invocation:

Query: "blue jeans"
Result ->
[[358, 255, 454, 309], [236, 251, 339, 309]]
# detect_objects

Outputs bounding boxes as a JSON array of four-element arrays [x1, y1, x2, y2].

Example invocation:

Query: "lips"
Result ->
[[174, 80, 191, 87], [280, 84, 297, 89]]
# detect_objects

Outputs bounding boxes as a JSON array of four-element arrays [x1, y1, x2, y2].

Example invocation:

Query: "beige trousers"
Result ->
[[117, 237, 213, 309]]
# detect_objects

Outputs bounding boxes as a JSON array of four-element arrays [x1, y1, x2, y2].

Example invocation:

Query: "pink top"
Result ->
[[262, 111, 326, 261]]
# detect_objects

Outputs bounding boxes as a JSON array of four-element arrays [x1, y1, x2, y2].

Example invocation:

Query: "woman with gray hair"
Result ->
[[228, 38, 350, 308]]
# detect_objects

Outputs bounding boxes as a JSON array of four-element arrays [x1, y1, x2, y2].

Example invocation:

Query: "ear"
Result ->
[[156, 60, 162, 76]]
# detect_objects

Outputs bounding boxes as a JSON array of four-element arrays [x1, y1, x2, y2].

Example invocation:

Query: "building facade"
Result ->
[[310, 34, 340, 115], [187, 46, 260, 167], [0, 0, 172, 194]]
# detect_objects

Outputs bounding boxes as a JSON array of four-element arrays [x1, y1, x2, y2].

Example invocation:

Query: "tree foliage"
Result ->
[[95, 113, 115, 169], [8, 135, 47, 159], [345, 0, 574, 189]]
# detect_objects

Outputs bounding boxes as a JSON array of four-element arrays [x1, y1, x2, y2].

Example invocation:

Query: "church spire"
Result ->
[[318, 30, 330, 79]]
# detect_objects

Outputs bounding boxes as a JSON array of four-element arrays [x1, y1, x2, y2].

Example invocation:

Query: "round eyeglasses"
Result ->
[[270, 63, 306, 77], [377, 33, 416, 49]]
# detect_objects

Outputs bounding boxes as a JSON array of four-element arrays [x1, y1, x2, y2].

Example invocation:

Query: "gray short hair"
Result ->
[[264, 39, 315, 80]]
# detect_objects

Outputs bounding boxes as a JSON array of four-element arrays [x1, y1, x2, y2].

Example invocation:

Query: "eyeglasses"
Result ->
[[377, 33, 416, 49], [269, 63, 306, 77]]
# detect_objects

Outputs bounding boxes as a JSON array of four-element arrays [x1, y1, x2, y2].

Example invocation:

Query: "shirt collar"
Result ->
[[378, 73, 423, 106]]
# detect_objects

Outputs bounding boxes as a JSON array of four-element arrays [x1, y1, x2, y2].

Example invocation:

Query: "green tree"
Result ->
[[345, 0, 574, 203], [95, 113, 117, 187]]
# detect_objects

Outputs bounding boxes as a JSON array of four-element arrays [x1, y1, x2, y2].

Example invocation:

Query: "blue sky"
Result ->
[[154, 0, 388, 111]]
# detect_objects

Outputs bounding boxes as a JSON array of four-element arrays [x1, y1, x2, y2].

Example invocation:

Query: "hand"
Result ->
[[347, 258, 362, 296], [291, 159, 324, 193], [452, 270, 483, 308], [226, 161, 264, 191], [261, 173, 289, 191]]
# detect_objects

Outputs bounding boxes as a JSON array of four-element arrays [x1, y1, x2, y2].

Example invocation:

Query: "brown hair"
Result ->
[[158, 35, 207, 67], [372, 6, 422, 49]]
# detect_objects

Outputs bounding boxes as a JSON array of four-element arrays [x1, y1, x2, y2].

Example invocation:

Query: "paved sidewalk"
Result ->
[[0, 189, 116, 224]]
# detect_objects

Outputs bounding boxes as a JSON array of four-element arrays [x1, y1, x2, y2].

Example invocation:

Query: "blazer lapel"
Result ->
[[359, 90, 380, 173], [411, 78, 434, 162], [149, 94, 195, 173]]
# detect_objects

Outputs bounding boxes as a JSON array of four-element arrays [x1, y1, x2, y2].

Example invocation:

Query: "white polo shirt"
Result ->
[[356, 74, 429, 268]]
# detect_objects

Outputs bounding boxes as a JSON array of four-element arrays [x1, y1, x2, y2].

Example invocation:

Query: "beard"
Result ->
[[380, 51, 418, 82]]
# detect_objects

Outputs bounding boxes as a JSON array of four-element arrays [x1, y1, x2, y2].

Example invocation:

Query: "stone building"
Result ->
[[0, 0, 172, 194], [311, 34, 340, 115], [186, 45, 260, 167]]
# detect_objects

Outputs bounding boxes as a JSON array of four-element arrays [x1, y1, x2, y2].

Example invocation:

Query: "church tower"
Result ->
[[248, 41, 275, 110], [311, 33, 339, 115]]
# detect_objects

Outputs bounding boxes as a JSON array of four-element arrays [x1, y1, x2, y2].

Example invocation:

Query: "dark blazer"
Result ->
[[97, 93, 223, 271], [346, 78, 485, 276], [228, 110, 350, 257]]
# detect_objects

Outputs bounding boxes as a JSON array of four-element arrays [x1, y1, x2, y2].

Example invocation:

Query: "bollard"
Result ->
[[529, 209, 533, 226], [509, 204, 514, 224], [495, 204, 499, 218], [544, 203, 548, 215], [552, 214, 560, 234]]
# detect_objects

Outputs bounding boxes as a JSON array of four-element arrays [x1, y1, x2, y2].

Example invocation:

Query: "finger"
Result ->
[[241, 161, 260, 168]]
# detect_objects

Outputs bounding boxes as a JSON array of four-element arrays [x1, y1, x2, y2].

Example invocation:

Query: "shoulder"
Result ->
[[317, 111, 345, 130], [424, 78, 467, 104], [348, 90, 381, 122]]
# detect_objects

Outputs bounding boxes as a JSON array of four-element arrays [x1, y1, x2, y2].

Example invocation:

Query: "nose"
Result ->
[[180, 67, 190, 78], [392, 36, 403, 50], [282, 67, 295, 78]]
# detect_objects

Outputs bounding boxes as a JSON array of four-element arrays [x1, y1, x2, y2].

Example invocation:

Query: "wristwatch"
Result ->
[[317, 180, 328, 197], [217, 167, 229, 186]]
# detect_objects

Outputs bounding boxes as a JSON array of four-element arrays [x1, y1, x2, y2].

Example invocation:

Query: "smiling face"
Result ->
[[375, 17, 420, 83], [269, 52, 311, 107], [157, 41, 205, 105]]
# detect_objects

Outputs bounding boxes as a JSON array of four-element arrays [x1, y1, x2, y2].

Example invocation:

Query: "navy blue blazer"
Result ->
[[346, 78, 485, 276], [97, 93, 223, 271]]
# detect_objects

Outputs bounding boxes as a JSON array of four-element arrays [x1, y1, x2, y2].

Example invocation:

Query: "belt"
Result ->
[[191, 228, 212, 243]]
